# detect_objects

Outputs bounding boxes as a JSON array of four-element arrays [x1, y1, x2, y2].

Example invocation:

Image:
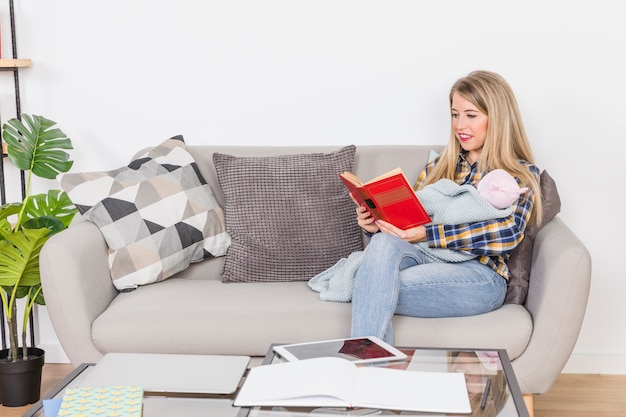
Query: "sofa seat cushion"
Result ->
[[92, 279, 531, 359], [392, 304, 532, 359], [92, 279, 352, 357]]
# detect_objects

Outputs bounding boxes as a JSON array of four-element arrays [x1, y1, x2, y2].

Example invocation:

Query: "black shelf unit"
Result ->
[[1, 0, 33, 350]]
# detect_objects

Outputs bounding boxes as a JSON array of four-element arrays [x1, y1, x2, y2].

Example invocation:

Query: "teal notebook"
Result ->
[[57, 386, 143, 416]]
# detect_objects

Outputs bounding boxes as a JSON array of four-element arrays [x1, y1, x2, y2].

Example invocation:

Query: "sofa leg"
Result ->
[[523, 394, 534, 417]]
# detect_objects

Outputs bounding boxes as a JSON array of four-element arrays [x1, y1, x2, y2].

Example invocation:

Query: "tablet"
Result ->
[[273, 336, 407, 364]]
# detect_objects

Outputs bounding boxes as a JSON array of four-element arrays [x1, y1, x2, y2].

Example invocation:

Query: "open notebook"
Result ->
[[235, 356, 471, 414]]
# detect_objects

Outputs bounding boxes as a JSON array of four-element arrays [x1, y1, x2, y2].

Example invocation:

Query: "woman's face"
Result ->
[[451, 93, 488, 164]]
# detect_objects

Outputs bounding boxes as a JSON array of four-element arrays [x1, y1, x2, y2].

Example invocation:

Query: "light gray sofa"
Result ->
[[40, 145, 591, 397]]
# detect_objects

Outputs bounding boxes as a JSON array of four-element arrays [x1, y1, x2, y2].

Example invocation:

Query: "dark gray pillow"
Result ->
[[505, 170, 561, 304], [213, 145, 363, 283]]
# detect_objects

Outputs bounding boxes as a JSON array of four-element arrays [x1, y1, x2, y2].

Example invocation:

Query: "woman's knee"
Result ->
[[368, 233, 410, 254], [488, 276, 507, 311]]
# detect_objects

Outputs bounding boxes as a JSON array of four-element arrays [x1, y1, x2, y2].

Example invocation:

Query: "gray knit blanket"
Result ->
[[308, 179, 514, 302]]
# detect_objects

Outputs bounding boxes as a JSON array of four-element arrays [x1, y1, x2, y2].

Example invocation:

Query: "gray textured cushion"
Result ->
[[505, 170, 561, 304], [60, 136, 231, 290], [213, 145, 363, 283]]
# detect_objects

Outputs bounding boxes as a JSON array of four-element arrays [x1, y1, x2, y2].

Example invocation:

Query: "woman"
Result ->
[[351, 70, 543, 344]]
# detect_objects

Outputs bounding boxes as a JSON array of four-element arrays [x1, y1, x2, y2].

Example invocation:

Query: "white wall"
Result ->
[[1, 0, 624, 372]]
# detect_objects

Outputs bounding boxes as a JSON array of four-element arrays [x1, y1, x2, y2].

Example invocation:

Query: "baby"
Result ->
[[477, 169, 529, 209]]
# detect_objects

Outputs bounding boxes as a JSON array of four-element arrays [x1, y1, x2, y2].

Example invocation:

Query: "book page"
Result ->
[[341, 167, 405, 188], [365, 167, 403, 185], [234, 357, 356, 407], [352, 367, 471, 414], [340, 171, 363, 187]]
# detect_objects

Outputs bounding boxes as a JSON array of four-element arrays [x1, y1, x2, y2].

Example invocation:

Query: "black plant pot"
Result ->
[[0, 347, 45, 407]]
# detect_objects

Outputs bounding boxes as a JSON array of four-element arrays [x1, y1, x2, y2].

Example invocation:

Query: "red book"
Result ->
[[340, 168, 431, 230]]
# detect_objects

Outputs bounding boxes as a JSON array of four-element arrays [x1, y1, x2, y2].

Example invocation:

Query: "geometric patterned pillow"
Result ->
[[213, 145, 363, 283], [59, 136, 231, 290]]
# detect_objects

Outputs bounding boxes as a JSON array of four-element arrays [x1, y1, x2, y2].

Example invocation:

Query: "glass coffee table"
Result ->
[[24, 346, 530, 417], [239, 345, 530, 417]]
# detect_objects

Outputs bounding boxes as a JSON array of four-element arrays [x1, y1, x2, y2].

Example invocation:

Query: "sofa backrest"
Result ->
[[186, 145, 445, 208]]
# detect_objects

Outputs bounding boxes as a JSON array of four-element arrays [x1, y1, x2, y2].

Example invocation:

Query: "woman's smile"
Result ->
[[457, 132, 473, 142]]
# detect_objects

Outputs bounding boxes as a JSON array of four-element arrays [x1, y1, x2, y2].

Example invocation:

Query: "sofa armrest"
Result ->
[[512, 217, 592, 394], [40, 220, 117, 365]]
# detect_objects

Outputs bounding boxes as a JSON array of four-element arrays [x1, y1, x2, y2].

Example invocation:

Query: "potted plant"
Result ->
[[0, 114, 77, 407]]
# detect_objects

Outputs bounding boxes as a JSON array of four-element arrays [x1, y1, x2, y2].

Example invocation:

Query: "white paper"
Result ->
[[234, 357, 471, 414], [352, 366, 471, 413], [235, 357, 354, 407]]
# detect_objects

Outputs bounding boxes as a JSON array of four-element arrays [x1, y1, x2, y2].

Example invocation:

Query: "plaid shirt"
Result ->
[[415, 153, 539, 279]]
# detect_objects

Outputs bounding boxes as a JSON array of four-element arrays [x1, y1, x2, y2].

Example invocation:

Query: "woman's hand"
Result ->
[[350, 193, 380, 234], [350, 193, 426, 242], [376, 220, 427, 243]]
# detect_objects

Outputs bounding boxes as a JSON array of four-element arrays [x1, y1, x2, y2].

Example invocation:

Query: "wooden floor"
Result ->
[[533, 374, 626, 417], [1, 365, 625, 416]]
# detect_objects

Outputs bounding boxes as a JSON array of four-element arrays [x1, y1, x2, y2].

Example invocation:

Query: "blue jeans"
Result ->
[[351, 233, 507, 344]]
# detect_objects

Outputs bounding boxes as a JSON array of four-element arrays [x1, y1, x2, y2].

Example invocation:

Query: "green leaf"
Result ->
[[2, 114, 74, 179], [30, 284, 45, 305], [0, 228, 49, 288], [22, 190, 77, 230], [0, 202, 22, 224], [13, 286, 29, 299], [0, 203, 23, 238], [5, 285, 46, 304], [22, 216, 65, 236]]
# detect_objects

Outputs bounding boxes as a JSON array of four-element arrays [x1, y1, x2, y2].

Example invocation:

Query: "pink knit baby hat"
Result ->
[[477, 169, 529, 209]]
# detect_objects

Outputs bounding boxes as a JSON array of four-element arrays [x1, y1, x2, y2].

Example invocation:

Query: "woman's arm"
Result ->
[[425, 168, 538, 257], [426, 203, 530, 256]]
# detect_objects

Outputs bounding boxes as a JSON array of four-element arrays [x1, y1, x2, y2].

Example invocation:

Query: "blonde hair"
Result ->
[[422, 70, 543, 223]]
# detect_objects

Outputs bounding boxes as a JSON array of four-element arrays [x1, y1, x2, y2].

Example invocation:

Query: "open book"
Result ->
[[340, 168, 431, 230], [234, 357, 471, 414]]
